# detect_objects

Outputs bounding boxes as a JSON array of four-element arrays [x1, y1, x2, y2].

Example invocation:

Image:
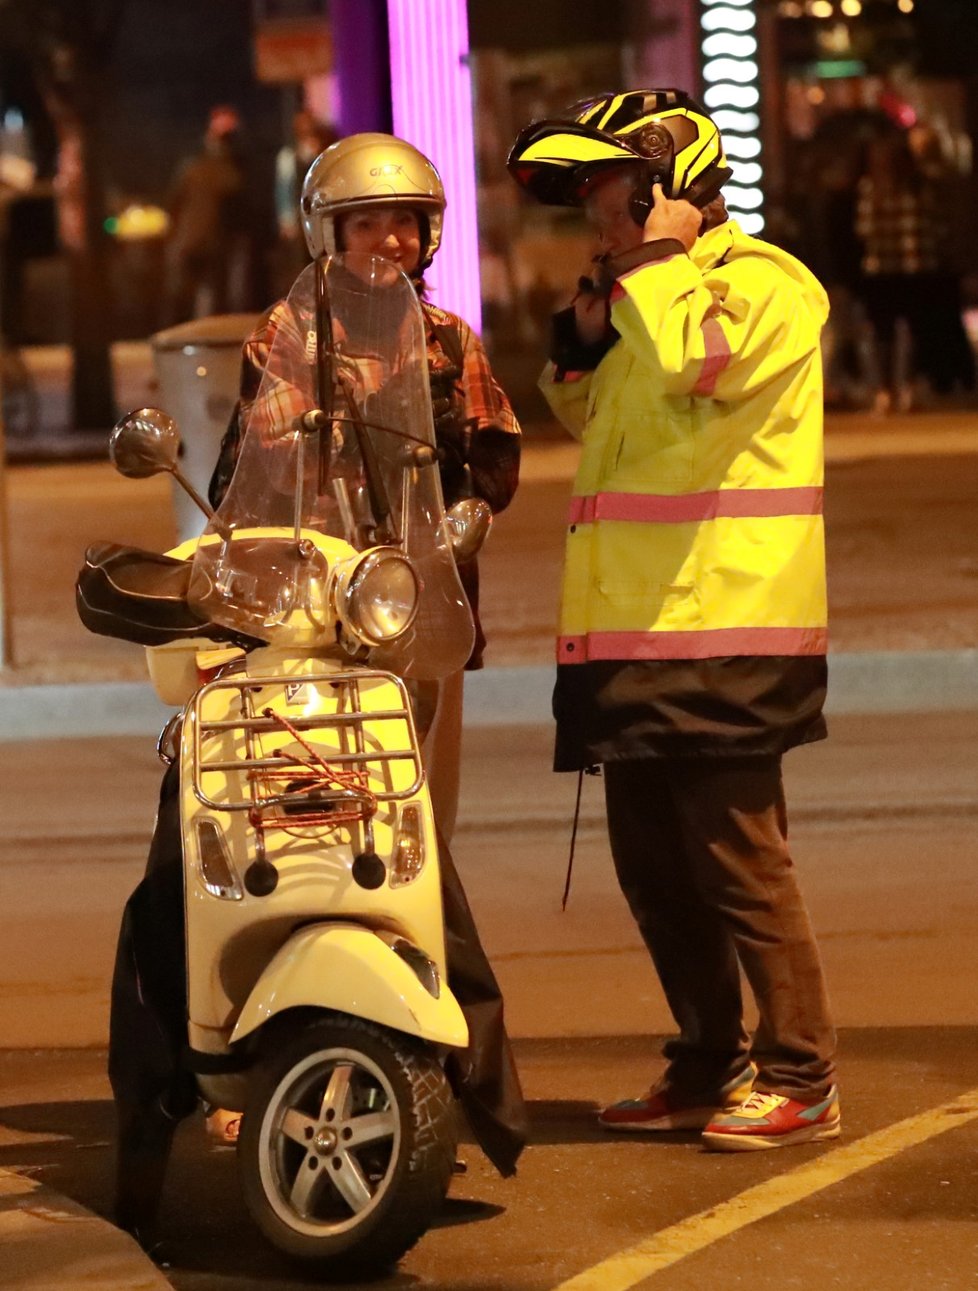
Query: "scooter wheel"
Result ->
[[239, 1013, 457, 1275]]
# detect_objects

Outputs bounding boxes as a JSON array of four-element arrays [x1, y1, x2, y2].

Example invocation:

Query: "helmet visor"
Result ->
[[507, 119, 645, 207]]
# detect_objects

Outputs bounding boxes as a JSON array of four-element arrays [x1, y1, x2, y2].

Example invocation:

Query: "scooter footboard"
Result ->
[[228, 922, 468, 1049]]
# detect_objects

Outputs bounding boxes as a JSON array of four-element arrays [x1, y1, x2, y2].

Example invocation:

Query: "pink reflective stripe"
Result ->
[[556, 369, 589, 384], [558, 626, 828, 663], [692, 315, 731, 396], [567, 487, 823, 525]]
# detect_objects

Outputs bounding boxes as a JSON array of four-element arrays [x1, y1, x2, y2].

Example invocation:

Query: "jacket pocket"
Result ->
[[595, 580, 699, 631]]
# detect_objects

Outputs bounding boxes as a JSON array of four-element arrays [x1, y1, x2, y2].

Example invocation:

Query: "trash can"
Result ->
[[150, 314, 259, 542]]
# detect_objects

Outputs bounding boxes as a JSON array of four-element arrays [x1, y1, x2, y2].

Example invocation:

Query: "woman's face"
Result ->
[[337, 206, 422, 275]]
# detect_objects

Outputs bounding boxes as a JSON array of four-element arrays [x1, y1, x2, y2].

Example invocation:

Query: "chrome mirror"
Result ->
[[446, 498, 492, 563], [110, 408, 181, 479], [110, 406, 227, 536]]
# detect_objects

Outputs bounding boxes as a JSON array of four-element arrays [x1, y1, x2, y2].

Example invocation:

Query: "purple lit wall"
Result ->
[[331, 0, 392, 135], [387, 0, 482, 330]]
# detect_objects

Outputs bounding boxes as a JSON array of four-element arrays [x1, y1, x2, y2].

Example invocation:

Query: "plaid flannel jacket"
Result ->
[[209, 297, 521, 514]]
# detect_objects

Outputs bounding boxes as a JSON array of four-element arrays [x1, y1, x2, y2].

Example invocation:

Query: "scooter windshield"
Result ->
[[187, 254, 474, 679]]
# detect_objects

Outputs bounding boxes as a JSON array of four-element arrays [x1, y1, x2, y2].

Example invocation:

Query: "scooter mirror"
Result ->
[[446, 498, 492, 564], [110, 408, 182, 479]]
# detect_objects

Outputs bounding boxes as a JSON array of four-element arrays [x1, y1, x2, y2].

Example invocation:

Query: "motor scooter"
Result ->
[[76, 253, 495, 1274]]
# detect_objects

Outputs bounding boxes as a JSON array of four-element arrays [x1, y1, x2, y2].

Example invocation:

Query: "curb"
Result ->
[[0, 1167, 173, 1291], [0, 651, 975, 743]]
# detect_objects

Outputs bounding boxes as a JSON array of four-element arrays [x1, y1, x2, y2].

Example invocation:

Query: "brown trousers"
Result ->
[[603, 755, 836, 1100]]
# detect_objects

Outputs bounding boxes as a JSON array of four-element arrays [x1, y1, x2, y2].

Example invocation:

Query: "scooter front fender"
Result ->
[[228, 923, 468, 1050]]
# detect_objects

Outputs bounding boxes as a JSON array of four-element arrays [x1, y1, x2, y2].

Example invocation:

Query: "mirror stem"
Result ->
[[168, 466, 232, 540]]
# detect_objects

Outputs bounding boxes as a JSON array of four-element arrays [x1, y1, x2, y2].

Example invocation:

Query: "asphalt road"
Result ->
[[2, 711, 978, 1289], [3, 1027, 978, 1291]]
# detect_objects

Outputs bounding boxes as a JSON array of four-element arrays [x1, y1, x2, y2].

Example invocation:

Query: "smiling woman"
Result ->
[[337, 207, 422, 275]]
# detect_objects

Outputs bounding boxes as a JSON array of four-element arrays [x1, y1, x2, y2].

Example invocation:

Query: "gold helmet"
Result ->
[[507, 89, 731, 213], [300, 132, 446, 268]]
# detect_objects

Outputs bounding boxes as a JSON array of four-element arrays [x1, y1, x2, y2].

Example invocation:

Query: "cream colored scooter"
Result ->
[[78, 253, 491, 1274]]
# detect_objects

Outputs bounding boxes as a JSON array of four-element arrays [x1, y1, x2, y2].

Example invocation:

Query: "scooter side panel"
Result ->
[[228, 922, 468, 1049]]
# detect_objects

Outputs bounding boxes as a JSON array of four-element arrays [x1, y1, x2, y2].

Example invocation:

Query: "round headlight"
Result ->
[[335, 548, 419, 646]]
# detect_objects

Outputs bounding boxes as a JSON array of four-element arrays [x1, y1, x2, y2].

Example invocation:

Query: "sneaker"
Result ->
[[701, 1086, 840, 1152], [599, 1068, 755, 1133]]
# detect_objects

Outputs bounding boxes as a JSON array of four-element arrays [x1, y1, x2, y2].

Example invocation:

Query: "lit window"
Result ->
[[702, 33, 758, 59], [699, 0, 765, 231], [704, 56, 760, 83], [704, 84, 760, 110], [702, 7, 756, 31]]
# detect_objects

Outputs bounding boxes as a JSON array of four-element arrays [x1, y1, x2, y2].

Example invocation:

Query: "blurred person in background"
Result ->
[[163, 104, 249, 324], [789, 83, 891, 410], [905, 121, 975, 402], [856, 130, 944, 413], [273, 108, 337, 292]]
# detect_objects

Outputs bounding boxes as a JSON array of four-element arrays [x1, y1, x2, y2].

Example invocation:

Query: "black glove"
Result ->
[[428, 357, 463, 435]]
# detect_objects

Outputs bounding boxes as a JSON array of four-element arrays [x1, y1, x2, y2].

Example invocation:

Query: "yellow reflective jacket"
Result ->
[[541, 219, 830, 765]]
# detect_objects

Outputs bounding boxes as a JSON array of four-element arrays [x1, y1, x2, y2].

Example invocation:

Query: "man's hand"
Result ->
[[643, 183, 702, 251]]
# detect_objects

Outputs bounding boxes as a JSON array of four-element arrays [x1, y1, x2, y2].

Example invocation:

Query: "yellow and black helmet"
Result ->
[[300, 133, 446, 269], [507, 89, 731, 211]]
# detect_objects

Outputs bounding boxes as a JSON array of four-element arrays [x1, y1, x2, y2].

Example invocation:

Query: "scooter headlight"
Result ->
[[332, 547, 419, 647]]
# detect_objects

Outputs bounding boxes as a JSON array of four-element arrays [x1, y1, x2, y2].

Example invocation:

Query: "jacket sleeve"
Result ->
[[538, 362, 592, 442], [609, 251, 821, 402], [455, 322, 522, 515]]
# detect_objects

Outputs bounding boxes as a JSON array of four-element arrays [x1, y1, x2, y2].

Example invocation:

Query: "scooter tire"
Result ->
[[239, 1012, 457, 1276]]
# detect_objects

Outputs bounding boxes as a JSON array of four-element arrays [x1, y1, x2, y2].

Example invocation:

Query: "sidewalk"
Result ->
[[2, 400, 977, 724], [0, 1166, 173, 1291]]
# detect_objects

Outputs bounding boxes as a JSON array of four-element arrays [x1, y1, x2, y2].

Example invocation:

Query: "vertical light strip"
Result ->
[[699, 0, 765, 234], [387, 0, 482, 329]]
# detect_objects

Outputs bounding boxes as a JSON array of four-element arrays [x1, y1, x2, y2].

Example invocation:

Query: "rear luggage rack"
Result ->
[[191, 669, 422, 827]]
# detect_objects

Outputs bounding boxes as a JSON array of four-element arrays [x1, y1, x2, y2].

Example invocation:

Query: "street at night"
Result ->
[[1, 423, 977, 1288], [2, 0, 978, 1284]]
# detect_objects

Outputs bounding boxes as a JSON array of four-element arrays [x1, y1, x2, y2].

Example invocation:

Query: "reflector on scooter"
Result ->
[[194, 818, 244, 900], [390, 802, 426, 887]]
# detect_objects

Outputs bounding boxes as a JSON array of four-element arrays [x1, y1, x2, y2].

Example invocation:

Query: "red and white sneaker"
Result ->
[[599, 1068, 755, 1133], [701, 1086, 840, 1152]]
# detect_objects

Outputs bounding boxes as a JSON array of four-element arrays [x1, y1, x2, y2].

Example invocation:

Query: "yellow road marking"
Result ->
[[551, 1087, 978, 1291]]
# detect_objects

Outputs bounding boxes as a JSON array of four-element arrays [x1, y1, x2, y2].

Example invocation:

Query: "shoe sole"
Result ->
[[599, 1110, 717, 1133], [701, 1117, 841, 1152]]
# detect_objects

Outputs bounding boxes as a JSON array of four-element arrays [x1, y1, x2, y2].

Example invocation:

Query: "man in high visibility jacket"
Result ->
[[509, 90, 838, 1150]]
